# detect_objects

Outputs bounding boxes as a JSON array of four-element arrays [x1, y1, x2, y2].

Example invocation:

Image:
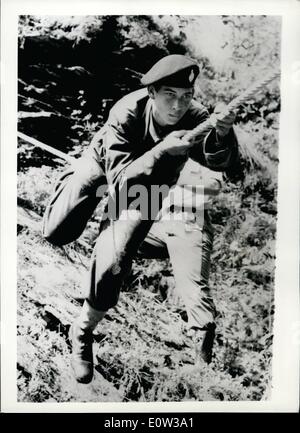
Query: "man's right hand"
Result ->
[[156, 130, 193, 156]]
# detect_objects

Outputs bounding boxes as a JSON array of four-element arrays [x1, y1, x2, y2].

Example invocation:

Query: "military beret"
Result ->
[[141, 54, 199, 87]]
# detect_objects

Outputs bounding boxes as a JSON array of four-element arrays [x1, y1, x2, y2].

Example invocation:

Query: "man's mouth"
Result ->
[[169, 113, 181, 119]]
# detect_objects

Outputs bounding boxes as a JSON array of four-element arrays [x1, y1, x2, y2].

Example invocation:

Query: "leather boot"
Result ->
[[69, 300, 106, 384], [193, 323, 216, 364]]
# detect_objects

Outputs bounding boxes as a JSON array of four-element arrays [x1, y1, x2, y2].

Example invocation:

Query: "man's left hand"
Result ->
[[210, 103, 236, 137]]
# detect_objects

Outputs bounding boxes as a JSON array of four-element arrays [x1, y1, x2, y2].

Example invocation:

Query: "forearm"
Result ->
[[111, 141, 186, 191], [123, 142, 164, 181]]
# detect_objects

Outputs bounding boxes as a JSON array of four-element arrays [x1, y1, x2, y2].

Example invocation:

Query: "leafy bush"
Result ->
[[18, 165, 62, 215]]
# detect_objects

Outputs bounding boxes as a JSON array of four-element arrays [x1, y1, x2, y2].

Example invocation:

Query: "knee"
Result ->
[[41, 224, 67, 247], [41, 208, 71, 246], [73, 156, 106, 194]]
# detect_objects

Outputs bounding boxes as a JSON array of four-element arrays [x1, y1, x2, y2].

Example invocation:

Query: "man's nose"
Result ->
[[172, 98, 181, 111]]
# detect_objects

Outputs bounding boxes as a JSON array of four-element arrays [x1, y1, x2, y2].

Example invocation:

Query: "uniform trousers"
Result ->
[[43, 155, 216, 330]]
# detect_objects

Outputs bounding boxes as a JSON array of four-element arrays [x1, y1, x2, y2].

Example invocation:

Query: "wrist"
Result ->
[[153, 140, 166, 159]]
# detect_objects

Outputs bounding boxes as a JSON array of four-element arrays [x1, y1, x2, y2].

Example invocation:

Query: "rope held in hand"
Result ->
[[184, 70, 280, 142]]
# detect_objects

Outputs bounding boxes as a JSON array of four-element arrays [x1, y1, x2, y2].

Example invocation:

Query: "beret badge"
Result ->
[[189, 69, 195, 83]]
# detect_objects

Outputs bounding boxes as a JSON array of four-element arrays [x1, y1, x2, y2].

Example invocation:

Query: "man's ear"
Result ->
[[148, 85, 156, 99]]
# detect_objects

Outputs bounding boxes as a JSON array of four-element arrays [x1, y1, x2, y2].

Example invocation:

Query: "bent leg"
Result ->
[[165, 221, 216, 330], [42, 154, 106, 246], [87, 210, 155, 311]]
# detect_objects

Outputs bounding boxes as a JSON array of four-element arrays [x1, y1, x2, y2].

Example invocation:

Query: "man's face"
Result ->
[[149, 85, 194, 127]]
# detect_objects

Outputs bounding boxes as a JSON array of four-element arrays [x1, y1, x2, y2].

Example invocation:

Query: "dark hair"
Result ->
[[148, 82, 194, 92], [148, 83, 161, 92]]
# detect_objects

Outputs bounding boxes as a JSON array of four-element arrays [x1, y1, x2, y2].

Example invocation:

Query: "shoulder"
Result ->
[[109, 88, 149, 125]]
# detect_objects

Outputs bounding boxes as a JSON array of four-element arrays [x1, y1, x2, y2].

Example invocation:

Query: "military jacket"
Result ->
[[88, 88, 242, 204]]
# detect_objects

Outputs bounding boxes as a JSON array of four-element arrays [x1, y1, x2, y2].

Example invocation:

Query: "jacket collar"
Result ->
[[144, 98, 161, 143], [144, 98, 176, 143]]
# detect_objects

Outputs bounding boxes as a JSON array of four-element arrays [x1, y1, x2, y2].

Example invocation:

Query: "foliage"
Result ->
[[17, 15, 280, 171], [17, 222, 273, 402], [18, 165, 64, 215]]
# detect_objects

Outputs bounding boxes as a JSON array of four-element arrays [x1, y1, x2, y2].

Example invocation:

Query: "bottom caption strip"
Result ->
[[104, 416, 194, 430]]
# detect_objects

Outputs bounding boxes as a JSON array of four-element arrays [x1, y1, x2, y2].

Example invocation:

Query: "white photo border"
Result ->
[[1, 0, 299, 413]]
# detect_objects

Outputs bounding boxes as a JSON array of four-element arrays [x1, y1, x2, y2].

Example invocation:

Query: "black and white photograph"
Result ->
[[1, 0, 300, 413]]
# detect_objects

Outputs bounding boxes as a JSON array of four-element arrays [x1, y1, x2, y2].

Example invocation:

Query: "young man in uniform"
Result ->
[[43, 54, 242, 383]]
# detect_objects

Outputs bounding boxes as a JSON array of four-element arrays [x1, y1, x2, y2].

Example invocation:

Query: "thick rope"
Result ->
[[184, 70, 280, 142]]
